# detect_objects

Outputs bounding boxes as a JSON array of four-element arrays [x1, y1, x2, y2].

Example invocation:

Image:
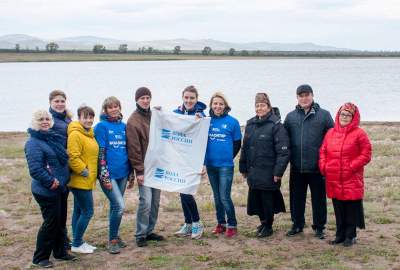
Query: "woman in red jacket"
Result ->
[[319, 102, 372, 247]]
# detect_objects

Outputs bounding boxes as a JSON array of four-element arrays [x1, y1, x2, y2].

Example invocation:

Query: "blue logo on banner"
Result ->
[[153, 168, 186, 184], [161, 129, 171, 139], [160, 128, 192, 145], [154, 168, 165, 179]]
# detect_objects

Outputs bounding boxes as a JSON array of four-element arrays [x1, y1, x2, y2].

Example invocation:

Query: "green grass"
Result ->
[[148, 255, 174, 268], [195, 255, 212, 262]]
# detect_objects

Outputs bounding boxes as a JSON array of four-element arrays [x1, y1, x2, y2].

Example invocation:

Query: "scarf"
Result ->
[[100, 113, 123, 122], [136, 103, 151, 116], [49, 107, 67, 120], [28, 128, 69, 165]]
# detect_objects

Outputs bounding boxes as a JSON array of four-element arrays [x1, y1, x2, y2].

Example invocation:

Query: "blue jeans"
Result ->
[[100, 177, 128, 241], [70, 188, 94, 247], [135, 185, 161, 239], [207, 166, 237, 227]]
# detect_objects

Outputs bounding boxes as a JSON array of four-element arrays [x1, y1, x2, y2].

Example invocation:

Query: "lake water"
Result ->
[[0, 58, 399, 131]]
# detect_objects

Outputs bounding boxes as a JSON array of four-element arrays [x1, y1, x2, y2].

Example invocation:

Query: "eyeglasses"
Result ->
[[39, 117, 51, 121], [339, 112, 353, 118]]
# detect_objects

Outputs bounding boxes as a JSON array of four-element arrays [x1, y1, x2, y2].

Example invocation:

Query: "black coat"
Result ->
[[239, 110, 290, 190], [283, 102, 333, 173]]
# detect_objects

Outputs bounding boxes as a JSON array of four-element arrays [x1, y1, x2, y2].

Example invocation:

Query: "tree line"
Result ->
[[8, 42, 400, 57]]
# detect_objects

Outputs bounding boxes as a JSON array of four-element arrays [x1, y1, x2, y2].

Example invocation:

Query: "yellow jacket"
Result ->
[[67, 121, 99, 190]]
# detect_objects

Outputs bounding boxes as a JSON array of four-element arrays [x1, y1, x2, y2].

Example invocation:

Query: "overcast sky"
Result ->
[[0, 0, 399, 50]]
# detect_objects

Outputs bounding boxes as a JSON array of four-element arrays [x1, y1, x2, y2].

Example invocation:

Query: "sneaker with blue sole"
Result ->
[[191, 221, 204, 239]]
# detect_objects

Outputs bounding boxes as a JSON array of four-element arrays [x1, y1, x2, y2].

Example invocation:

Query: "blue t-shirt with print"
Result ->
[[205, 114, 242, 167], [94, 119, 130, 180]]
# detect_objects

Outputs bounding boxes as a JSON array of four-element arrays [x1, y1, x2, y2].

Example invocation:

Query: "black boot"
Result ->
[[257, 226, 273, 238], [256, 223, 265, 234], [314, 229, 326, 239], [329, 237, 345, 245], [286, 226, 303, 237], [343, 238, 356, 247]]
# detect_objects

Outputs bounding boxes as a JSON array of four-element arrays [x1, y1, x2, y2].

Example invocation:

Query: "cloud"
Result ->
[[0, 0, 399, 50]]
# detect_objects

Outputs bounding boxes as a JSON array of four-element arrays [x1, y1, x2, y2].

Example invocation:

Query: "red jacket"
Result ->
[[319, 106, 372, 200]]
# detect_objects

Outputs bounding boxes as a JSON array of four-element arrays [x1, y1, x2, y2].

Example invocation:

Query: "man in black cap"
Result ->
[[284, 84, 334, 239]]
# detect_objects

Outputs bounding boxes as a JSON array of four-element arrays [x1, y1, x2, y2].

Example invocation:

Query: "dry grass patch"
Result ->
[[1, 124, 400, 269]]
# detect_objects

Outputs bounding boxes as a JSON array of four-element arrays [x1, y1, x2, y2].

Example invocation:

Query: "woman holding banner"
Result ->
[[173, 85, 206, 239], [239, 93, 290, 238], [205, 92, 242, 237]]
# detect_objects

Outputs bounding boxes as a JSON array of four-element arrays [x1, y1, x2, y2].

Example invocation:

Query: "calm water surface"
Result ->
[[0, 58, 399, 131]]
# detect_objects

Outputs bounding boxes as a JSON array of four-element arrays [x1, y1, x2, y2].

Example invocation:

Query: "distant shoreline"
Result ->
[[1, 121, 399, 135], [1, 52, 400, 63]]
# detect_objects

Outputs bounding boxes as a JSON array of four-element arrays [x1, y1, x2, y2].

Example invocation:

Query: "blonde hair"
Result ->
[[101, 96, 121, 115], [209, 91, 231, 111], [30, 110, 54, 131]]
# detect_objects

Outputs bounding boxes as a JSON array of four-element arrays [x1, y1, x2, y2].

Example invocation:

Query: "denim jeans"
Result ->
[[32, 193, 67, 263], [135, 185, 161, 239], [207, 166, 237, 227], [70, 188, 94, 247], [180, 193, 200, 224], [100, 177, 128, 241]]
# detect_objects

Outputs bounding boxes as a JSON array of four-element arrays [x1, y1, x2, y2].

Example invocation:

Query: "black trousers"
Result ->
[[180, 193, 200, 224], [332, 199, 364, 240], [32, 193, 67, 263], [289, 171, 327, 230], [60, 189, 70, 249]]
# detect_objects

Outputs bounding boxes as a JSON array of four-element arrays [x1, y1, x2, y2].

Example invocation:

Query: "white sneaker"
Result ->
[[71, 243, 94, 254], [83, 242, 97, 250], [191, 221, 204, 239], [174, 223, 192, 237]]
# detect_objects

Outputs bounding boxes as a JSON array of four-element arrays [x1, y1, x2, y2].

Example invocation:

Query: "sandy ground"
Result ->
[[0, 124, 399, 270]]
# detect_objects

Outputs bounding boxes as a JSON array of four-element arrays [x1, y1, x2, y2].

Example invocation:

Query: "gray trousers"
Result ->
[[135, 185, 161, 239]]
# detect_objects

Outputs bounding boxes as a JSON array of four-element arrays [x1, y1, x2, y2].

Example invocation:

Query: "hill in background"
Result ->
[[0, 34, 350, 51]]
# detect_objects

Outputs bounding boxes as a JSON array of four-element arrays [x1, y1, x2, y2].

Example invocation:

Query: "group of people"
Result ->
[[24, 84, 372, 268]]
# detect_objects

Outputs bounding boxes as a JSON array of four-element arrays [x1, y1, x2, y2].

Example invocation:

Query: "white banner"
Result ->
[[144, 109, 211, 195]]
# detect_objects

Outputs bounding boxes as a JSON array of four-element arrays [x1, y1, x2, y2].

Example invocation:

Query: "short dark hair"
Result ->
[[77, 105, 95, 118]]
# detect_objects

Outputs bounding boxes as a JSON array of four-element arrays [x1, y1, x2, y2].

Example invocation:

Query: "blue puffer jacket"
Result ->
[[284, 102, 334, 173], [25, 137, 70, 196], [49, 108, 71, 148], [173, 101, 206, 117]]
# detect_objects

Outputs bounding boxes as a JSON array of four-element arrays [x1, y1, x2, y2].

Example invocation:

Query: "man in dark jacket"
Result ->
[[126, 87, 164, 247], [284, 84, 334, 239]]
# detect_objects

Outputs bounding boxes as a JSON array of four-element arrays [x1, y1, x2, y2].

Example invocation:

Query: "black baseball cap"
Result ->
[[296, 84, 313, 95]]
